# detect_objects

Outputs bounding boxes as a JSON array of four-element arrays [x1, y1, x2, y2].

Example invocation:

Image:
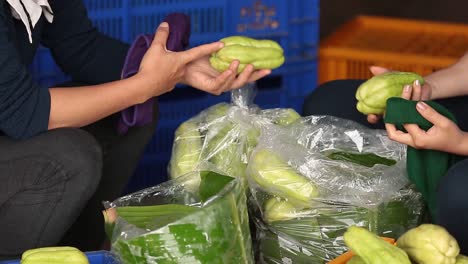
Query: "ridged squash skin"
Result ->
[[355, 72, 424, 115], [344, 226, 411, 264], [396, 224, 460, 264], [210, 36, 285, 73], [21, 247, 89, 264], [248, 148, 319, 206]]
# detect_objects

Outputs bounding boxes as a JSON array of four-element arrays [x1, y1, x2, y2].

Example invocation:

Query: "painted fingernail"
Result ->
[[416, 101, 427, 111], [159, 22, 168, 28], [414, 79, 420, 86], [403, 84, 411, 92]]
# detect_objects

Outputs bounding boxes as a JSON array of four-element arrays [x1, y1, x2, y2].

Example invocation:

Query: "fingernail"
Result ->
[[403, 84, 411, 92], [159, 22, 169, 28], [218, 42, 224, 48], [414, 79, 420, 86], [416, 101, 427, 111]]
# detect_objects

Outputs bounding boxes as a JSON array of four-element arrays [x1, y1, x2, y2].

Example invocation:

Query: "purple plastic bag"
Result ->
[[117, 13, 191, 134]]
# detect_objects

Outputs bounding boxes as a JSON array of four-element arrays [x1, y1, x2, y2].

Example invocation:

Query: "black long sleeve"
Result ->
[[0, 0, 130, 139], [0, 2, 50, 139], [41, 0, 129, 84]]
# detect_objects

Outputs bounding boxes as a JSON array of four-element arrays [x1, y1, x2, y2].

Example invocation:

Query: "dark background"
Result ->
[[320, 0, 468, 40]]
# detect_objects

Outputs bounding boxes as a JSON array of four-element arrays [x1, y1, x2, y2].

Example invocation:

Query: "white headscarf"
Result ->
[[6, 0, 54, 43]]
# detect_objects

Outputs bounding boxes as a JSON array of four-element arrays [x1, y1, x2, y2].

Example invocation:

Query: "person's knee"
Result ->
[[437, 159, 468, 253], [437, 160, 468, 210], [40, 128, 103, 197]]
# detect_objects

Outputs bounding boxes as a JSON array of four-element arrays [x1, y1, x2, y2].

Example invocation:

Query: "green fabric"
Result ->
[[384, 97, 463, 220]]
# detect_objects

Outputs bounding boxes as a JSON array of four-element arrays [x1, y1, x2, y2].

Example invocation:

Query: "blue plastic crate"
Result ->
[[30, 0, 318, 87], [123, 155, 171, 193], [0, 251, 117, 264], [28, 0, 320, 192]]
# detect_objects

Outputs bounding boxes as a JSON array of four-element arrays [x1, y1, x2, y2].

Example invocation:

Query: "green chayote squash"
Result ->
[[210, 36, 285, 73], [169, 120, 202, 180], [344, 226, 411, 264], [396, 224, 460, 264], [355, 71, 424, 115], [456, 255, 468, 264], [263, 198, 298, 223], [347, 255, 366, 264], [21, 246, 89, 264], [248, 148, 319, 206]]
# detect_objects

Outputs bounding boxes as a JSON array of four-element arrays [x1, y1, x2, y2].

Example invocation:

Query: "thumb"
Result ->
[[152, 22, 170, 48], [181, 41, 224, 63], [369, 66, 390, 76]]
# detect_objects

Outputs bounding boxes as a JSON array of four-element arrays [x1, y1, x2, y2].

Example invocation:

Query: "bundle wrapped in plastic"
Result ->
[[247, 116, 424, 263], [103, 171, 254, 264], [168, 84, 301, 187]]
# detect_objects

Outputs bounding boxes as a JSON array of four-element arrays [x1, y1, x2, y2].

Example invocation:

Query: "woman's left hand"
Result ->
[[385, 83, 468, 155], [181, 54, 271, 95]]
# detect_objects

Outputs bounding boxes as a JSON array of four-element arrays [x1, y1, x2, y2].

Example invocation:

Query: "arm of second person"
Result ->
[[424, 52, 468, 100]]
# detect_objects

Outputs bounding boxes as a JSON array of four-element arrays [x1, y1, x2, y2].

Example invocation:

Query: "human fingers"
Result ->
[[205, 61, 238, 95], [181, 42, 224, 63], [415, 101, 451, 128], [385, 123, 415, 146], [247, 69, 272, 83], [369, 66, 391, 76], [401, 84, 412, 100], [151, 22, 170, 48], [367, 114, 381, 124], [411, 79, 423, 101], [217, 60, 241, 92], [230, 64, 255, 89]]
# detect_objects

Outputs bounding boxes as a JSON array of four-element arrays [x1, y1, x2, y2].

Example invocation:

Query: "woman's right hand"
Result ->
[[366, 66, 434, 124], [135, 22, 236, 100]]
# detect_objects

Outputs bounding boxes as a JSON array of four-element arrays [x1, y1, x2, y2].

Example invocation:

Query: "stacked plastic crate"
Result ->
[[29, 0, 320, 193]]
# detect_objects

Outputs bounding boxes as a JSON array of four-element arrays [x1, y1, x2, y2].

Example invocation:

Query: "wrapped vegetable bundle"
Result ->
[[247, 116, 424, 263], [168, 85, 301, 187], [104, 171, 254, 264]]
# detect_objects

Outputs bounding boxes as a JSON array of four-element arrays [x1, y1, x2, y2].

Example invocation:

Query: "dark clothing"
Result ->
[[303, 79, 468, 254], [437, 159, 468, 254], [0, 0, 128, 139], [0, 0, 158, 258], [0, 101, 158, 259], [0, 128, 102, 260]]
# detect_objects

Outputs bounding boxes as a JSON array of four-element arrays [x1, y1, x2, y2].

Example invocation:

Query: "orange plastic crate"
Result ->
[[318, 15, 468, 84]]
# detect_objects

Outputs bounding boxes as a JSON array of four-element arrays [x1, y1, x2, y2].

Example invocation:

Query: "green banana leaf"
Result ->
[[110, 171, 254, 264]]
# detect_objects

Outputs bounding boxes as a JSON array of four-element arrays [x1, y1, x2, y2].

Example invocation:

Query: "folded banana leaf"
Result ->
[[109, 171, 254, 264]]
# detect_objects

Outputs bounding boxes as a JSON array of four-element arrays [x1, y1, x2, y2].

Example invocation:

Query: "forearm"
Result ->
[[48, 76, 151, 129], [425, 52, 468, 99]]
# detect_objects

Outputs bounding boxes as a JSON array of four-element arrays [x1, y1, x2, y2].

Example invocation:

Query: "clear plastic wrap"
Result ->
[[167, 84, 302, 186], [247, 116, 424, 263], [103, 171, 254, 264]]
